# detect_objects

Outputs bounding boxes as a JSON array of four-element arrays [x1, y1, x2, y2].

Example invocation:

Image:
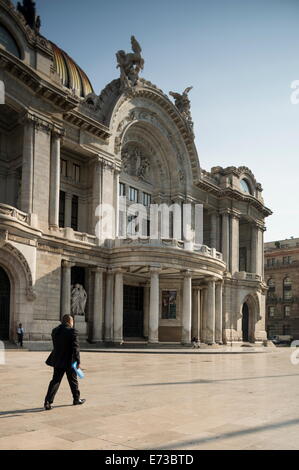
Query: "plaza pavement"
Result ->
[[0, 347, 299, 450]]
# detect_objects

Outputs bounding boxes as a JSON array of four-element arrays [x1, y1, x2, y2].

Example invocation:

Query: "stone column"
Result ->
[[201, 287, 208, 343], [104, 269, 114, 341], [210, 212, 217, 249], [251, 223, 263, 276], [113, 269, 123, 343], [261, 228, 265, 280], [206, 278, 216, 344], [251, 223, 258, 274], [61, 260, 72, 317], [191, 288, 201, 340], [149, 267, 160, 343], [91, 268, 104, 342], [49, 131, 61, 229], [230, 213, 240, 275], [215, 281, 223, 343], [221, 212, 230, 268], [143, 284, 150, 338], [21, 117, 34, 214], [173, 198, 182, 240], [114, 169, 120, 239], [90, 159, 102, 236], [182, 271, 192, 344]]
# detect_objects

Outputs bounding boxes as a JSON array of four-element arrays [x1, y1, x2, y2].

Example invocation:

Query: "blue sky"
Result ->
[[26, 0, 299, 241]]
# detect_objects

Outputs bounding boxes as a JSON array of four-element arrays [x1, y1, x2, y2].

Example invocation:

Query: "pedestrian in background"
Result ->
[[17, 323, 24, 348]]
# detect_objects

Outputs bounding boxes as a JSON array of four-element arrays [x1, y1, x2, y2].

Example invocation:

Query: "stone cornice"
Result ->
[[0, 49, 79, 112], [20, 109, 65, 136], [63, 110, 110, 140], [197, 180, 272, 217]]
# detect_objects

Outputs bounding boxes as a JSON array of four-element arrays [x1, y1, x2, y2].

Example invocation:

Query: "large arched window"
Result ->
[[283, 276, 292, 300], [0, 24, 21, 59], [240, 178, 252, 195]]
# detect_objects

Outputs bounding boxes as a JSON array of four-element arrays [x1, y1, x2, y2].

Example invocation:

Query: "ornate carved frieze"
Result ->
[[121, 144, 151, 182]]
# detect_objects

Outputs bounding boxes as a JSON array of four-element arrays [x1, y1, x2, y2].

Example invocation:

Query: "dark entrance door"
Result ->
[[123, 285, 144, 338], [0, 267, 10, 340], [242, 302, 249, 342]]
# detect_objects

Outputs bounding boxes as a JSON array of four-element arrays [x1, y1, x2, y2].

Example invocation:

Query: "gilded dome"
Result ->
[[50, 42, 93, 98]]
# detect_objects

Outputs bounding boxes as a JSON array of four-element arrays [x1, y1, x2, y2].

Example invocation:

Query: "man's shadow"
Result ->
[[0, 404, 73, 418]]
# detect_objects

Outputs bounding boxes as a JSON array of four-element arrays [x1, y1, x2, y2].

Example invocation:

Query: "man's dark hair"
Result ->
[[62, 314, 73, 326]]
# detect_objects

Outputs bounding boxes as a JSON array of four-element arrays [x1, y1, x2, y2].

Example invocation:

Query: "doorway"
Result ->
[[242, 302, 249, 342], [0, 267, 10, 340], [123, 285, 144, 338]]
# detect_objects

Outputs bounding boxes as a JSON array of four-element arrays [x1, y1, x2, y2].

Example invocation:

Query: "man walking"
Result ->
[[17, 323, 24, 348], [44, 314, 85, 410]]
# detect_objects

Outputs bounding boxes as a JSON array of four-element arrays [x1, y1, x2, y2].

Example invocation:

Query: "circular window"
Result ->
[[240, 179, 252, 194]]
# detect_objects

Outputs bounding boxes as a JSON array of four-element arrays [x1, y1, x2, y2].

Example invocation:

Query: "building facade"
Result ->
[[265, 237, 299, 339], [0, 0, 271, 345]]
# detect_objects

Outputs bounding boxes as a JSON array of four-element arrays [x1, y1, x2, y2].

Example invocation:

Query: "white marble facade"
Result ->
[[0, 0, 271, 344]]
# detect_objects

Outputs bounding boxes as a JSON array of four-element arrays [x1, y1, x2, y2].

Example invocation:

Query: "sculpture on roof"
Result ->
[[116, 36, 144, 89], [169, 86, 194, 130], [17, 0, 41, 33]]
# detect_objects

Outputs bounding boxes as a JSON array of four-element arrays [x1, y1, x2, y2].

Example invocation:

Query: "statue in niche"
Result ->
[[71, 284, 87, 317], [169, 86, 194, 129], [116, 36, 144, 88]]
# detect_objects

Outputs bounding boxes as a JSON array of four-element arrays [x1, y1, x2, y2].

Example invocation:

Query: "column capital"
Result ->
[[181, 269, 192, 279], [172, 194, 184, 203], [219, 209, 230, 216], [111, 267, 126, 274], [61, 260, 74, 269], [230, 210, 241, 220], [91, 266, 105, 274], [52, 126, 66, 139], [252, 220, 266, 231], [98, 156, 117, 173], [149, 265, 161, 274]]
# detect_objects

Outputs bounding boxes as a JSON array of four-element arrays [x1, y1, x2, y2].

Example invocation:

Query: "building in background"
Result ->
[[265, 237, 299, 339], [0, 0, 271, 345]]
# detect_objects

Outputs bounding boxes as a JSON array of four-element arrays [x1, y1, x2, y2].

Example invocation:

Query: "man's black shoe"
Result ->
[[44, 401, 52, 410], [73, 398, 86, 405]]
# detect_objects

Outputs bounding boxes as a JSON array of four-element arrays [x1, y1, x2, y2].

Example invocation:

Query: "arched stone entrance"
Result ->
[[240, 295, 259, 343], [0, 266, 10, 340], [242, 302, 249, 342]]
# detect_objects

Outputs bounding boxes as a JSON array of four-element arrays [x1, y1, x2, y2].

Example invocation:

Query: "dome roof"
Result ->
[[50, 41, 93, 98]]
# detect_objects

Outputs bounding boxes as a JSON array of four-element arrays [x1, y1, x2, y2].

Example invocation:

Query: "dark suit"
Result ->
[[45, 324, 81, 404]]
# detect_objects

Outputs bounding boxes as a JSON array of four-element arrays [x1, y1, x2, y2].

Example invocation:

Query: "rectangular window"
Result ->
[[71, 195, 79, 231], [284, 305, 291, 317], [162, 290, 177, 319], [284, 290, 292, 300], [59, 191, 65, 228], [143, 192, 151, 207], [119, 182, 126, 196], [129, 187, 138, 202], [268, 306, 275, 317], [283, 324, 291, 335], [127, 214, 138, 235], [239, 247, 247, 272], [73, 164, 80, 183], [61, 159, 67, 177]]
